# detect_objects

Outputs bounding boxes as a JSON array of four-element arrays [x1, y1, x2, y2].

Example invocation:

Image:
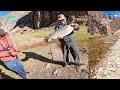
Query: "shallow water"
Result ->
[[88, 34, 119, 71]]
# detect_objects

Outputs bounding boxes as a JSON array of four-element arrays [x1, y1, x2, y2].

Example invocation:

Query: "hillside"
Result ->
[[33, 11, 110, 35], [0, 11, 110, 35], [110, 18, 120, 34], [0, 11, 33, 34]]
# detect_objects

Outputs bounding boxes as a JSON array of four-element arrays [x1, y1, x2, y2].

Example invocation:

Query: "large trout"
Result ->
[[47, 25, 74, 42]]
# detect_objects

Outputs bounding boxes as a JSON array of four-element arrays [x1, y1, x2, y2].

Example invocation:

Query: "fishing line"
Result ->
[[48, 44, 53, 61]]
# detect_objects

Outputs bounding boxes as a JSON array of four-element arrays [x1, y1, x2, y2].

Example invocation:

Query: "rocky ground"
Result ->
[[91, 34, 120, 79], [0, 38, 89, 79]]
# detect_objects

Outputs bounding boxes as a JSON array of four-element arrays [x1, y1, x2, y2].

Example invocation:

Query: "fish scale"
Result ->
[[47, 25, 74, 41]]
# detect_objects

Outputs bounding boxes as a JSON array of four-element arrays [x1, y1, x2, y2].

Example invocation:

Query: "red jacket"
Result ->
[[0, 33, 19, 62]]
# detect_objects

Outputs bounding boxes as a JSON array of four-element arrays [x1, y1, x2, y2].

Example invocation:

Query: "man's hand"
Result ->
[[57, 36, 63, 39], [9, 51, 17, 56], [70, 23, 79, 29], [17, 51, 24, 57], [9, 50, 21, 56]]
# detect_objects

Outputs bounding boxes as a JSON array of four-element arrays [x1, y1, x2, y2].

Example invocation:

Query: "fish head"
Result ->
[[48, 38, 56, 42]]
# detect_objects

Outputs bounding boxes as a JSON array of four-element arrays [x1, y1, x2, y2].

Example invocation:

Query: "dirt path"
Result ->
[[0, 40, 89, 79], [22, 43, 89, 79], [91, 35, 120, 79]]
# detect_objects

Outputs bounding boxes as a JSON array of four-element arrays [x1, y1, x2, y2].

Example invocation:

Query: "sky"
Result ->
[[0, 11, 120, 18], [100, 11, 120, 18], [0, 11, 12, 17]]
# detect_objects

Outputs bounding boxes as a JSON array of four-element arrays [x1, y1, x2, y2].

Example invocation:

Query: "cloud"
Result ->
[[114, 14, 118, 17], [114, 12, 120, 18], [114, 11, 120, 18]]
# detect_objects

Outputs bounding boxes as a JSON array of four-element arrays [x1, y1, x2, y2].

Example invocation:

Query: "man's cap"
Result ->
[[57, 14, 66, 20]]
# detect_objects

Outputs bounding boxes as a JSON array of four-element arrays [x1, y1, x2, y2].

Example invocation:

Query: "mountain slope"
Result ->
[[0, 11, 33, 33]]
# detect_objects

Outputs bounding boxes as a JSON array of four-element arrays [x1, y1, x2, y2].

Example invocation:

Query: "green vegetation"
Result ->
[[74, 26, 89, 47]]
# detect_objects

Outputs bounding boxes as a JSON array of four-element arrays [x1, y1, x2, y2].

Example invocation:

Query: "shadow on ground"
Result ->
[[0, 72, 15, 79], [0, 62, 19, 79], [0, 68, 14, 79], [21, 52, 64, 66]]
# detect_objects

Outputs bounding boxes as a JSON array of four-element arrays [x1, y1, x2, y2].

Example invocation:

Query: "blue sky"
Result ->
[[0, 11, 12, 17], [100, 11, 120, 18], [0, 11, 120, 18]]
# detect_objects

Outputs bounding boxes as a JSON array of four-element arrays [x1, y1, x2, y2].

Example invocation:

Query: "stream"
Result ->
[[88, 34, 119, 78]]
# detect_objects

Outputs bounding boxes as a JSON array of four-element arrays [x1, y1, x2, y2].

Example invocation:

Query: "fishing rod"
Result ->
[[47, 17, 75, 60], [48, 43, 53, 61], [44, 37, 54, 61], [8, 29, 15, 35]]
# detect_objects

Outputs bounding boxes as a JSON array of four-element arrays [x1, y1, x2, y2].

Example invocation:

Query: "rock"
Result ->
[[93, 38, 120, 79], [33, 11, 87, 29], [110, 18, 120, 34], [109, 68, 116, 72], [79, 47, 88, 55], [80, 70, 89, 79], [0, 11, 33, 34], [45, 63, 51, 69], [52, 70, 60, 75], [86, 11, 109, 35], [75, 65, 87, 72], [33, 11, 109, 35], [0, 11, 110, 35]]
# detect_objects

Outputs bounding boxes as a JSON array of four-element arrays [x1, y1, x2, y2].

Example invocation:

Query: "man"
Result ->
[[0, 28, 29, 79], [55, 14, 81, 68]]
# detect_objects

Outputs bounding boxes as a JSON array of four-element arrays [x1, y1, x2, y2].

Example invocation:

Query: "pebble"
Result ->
[[45, 63, 51, 69], [52, 70, 60, 75]]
